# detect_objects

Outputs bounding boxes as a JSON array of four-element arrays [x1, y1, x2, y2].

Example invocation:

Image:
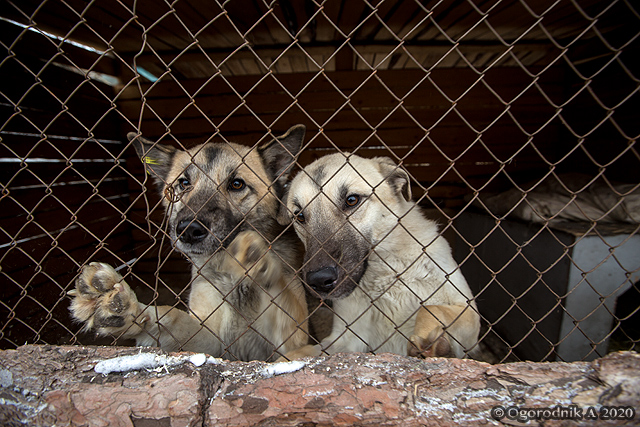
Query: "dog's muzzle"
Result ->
[[302, 230, 370, 299], [172, 212, 241, 257], [306, 266, 338, 294], [176, 219, 209, 244]]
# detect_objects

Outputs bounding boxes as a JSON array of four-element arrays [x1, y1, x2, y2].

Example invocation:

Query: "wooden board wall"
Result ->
[[113, 66, 567, 307], [2, 0, 638, 354], [0, 32, 134, 347], [118, 66, 566, 203]]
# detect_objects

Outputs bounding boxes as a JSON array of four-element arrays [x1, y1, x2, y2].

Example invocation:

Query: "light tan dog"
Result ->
[[279, 153, 480, 359], [69, 125, 309, 361]]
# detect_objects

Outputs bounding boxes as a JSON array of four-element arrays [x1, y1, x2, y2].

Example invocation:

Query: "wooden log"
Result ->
[[0, 345, 638, 426]]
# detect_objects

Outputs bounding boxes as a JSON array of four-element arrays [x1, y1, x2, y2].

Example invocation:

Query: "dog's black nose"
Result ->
[[176, 219, 208, 244], [306, 267, 338, 292]]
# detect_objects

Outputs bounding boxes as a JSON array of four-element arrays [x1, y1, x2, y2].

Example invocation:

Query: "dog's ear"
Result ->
[[258, 124, 306, 189], [375, 157, 412, 202], [276, 185, 292, 226], [128, 132, 176, 186]]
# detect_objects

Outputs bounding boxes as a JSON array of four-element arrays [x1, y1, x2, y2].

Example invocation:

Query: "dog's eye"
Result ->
[[345, 194, 360, 208], [294, 210, 305, 223], [229, 178, 246, 191], [177, 177, 191, 191]]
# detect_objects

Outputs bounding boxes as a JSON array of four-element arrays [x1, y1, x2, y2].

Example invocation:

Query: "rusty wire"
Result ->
[[0, 0, 639, 363]]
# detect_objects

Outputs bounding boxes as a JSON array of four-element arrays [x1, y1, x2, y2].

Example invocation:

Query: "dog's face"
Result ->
[[279, 153, 412, 299], [129, 125, 305, 265]]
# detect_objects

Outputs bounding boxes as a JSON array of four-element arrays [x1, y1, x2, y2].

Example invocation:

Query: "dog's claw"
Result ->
[[68, 262, 141, 336], [409, 331, 453, 358]]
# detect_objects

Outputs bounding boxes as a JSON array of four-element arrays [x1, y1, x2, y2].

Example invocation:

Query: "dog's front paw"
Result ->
[[278, 344, 323, 361], [224, 231, 281, 284], [68, 262, 146, 336], [408, 327, 454, 358]]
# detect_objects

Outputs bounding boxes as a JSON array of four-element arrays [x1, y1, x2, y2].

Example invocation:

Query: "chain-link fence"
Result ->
[[1, 0, 638, 363]]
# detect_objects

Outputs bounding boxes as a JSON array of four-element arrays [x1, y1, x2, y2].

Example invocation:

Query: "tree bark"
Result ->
[[0, 345, 638, 426]]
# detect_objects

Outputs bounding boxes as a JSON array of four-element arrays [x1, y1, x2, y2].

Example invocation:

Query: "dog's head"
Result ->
[[128, 125, 306, 265], [279, 153, 412, 299]]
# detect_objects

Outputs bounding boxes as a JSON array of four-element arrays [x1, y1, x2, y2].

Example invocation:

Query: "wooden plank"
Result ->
[[1, 220, 135, 286], [0, 63, 122, 151], [7, 0, 610, 64], [117, 67, 561, 116], [0, 58, 116, 108], [2, 174, 129, 209], [314, 1, 341, 42], [117, 77, 532, 123], [118, 123, 555, 174], [1, 228, 135, 287], [1, 190, 131, 237], [120, 67, 562, 103], [126, 106, 555, 146], [0, 158, 132, 191], [1, 228, 135, 286], [182, 1, 238, 47], [0, 1, 113, 53], [1, 112, 122, 144], [0, 22, 118, 77], [1, 199, 133, 246], [1, 130, 126, 160]]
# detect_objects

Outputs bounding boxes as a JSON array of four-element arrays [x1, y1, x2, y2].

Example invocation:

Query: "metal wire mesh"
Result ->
[[1, 0, 639, 363]]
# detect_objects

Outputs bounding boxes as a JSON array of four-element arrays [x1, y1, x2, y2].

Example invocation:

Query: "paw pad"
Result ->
[[68, 262, 140, 335]]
